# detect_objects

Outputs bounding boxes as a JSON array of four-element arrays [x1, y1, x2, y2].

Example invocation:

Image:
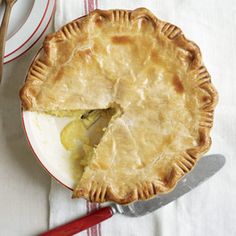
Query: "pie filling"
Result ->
[[19, 8, 218, 204], [58, 106, 118, 182]]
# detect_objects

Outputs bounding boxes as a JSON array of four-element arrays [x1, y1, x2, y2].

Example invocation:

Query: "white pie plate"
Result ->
[[22, 47, 77, 190], [21, 13, 96, 191], [2, 0, 55, 63], [23, 111, 75, 190]]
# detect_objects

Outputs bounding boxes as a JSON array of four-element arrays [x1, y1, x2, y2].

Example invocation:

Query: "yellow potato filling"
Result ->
[[48, 109, 115, 181]]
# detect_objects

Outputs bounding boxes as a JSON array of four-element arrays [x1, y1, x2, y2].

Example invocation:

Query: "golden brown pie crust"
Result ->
[[20, 8, 218, 204]]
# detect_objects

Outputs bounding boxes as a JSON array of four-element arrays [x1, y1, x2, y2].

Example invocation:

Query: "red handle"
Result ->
[[40, 206, 113, 236]]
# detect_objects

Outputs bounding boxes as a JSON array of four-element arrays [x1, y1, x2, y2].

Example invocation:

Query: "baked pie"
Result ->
[[20, 8, 218, 204]]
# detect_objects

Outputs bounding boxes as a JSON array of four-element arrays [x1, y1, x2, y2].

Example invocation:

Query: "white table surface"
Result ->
[[0, 23, 53, 236]]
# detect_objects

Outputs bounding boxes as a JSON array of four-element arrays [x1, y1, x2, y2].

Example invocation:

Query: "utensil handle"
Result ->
[[0, 2, 14, 83], [40, 206, 114, 236]]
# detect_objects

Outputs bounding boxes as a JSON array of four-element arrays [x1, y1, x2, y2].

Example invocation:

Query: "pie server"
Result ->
[[40, 154, 225, 236]]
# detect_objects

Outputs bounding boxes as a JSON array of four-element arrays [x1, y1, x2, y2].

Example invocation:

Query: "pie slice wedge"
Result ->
[[20, 8, 218, 204]]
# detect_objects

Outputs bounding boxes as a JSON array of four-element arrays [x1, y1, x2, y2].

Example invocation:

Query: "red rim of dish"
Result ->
[[21, 14, 89, 192], [21, 112, 73, 191], [4, 0, 55, 64], [21, 47, 74, 191]]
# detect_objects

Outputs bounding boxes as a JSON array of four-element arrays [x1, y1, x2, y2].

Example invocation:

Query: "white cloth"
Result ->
[[50, 0, 236, 235], [0, 30, 52, 236]]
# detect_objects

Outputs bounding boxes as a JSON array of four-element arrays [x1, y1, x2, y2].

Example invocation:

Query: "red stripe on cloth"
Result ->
[[94, 0, 100, 229], [84, 0, 89, 235], [87, 0, 94, 12], [88, 203, 100, 236], [87, 0, 100, 234], [84, 1, 89, 235], [86, 201, 90, 236], [98, 204, 101, 236]]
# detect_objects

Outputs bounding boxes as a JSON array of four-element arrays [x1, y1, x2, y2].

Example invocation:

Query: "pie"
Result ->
[[20, 8, 218, 204]]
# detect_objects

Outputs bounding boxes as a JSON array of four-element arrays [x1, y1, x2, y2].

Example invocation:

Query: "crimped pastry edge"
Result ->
[[20, 8, 218, 204]]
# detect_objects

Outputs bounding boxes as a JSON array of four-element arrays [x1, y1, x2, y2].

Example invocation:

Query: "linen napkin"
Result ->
[[50, 0, 236, 235]]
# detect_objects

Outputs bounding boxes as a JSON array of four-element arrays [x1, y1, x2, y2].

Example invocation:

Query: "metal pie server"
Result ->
[[41, 154, 225, 236]]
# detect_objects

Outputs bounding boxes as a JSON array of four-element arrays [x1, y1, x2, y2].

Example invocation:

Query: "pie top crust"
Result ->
[[20, 8, 218, 204]]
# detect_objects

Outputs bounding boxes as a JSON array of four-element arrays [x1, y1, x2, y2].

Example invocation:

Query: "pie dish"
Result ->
[[20, 8, 218, 204]]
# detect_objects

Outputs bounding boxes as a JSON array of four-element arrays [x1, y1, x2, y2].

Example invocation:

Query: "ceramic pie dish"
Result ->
[[20, 8, 218, 204], [3, 0, 55, 63]]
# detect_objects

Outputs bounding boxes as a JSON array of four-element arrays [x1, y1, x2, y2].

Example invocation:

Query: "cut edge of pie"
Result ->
[[20, 8, 218, 204]]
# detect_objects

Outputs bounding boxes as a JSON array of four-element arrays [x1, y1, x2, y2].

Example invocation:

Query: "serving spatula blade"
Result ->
[[114, 154, 225, 216], [40, 154, 225, 236]]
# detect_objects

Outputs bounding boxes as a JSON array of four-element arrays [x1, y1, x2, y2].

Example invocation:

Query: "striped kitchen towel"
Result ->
[[50, 0, 236, 235]]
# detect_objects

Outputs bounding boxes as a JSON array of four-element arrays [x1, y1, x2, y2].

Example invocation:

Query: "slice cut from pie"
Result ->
[[20, 8, 218, 204]]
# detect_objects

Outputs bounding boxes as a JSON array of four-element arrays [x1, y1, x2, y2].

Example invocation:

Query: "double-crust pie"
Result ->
[[20, 8, 218, 204]]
